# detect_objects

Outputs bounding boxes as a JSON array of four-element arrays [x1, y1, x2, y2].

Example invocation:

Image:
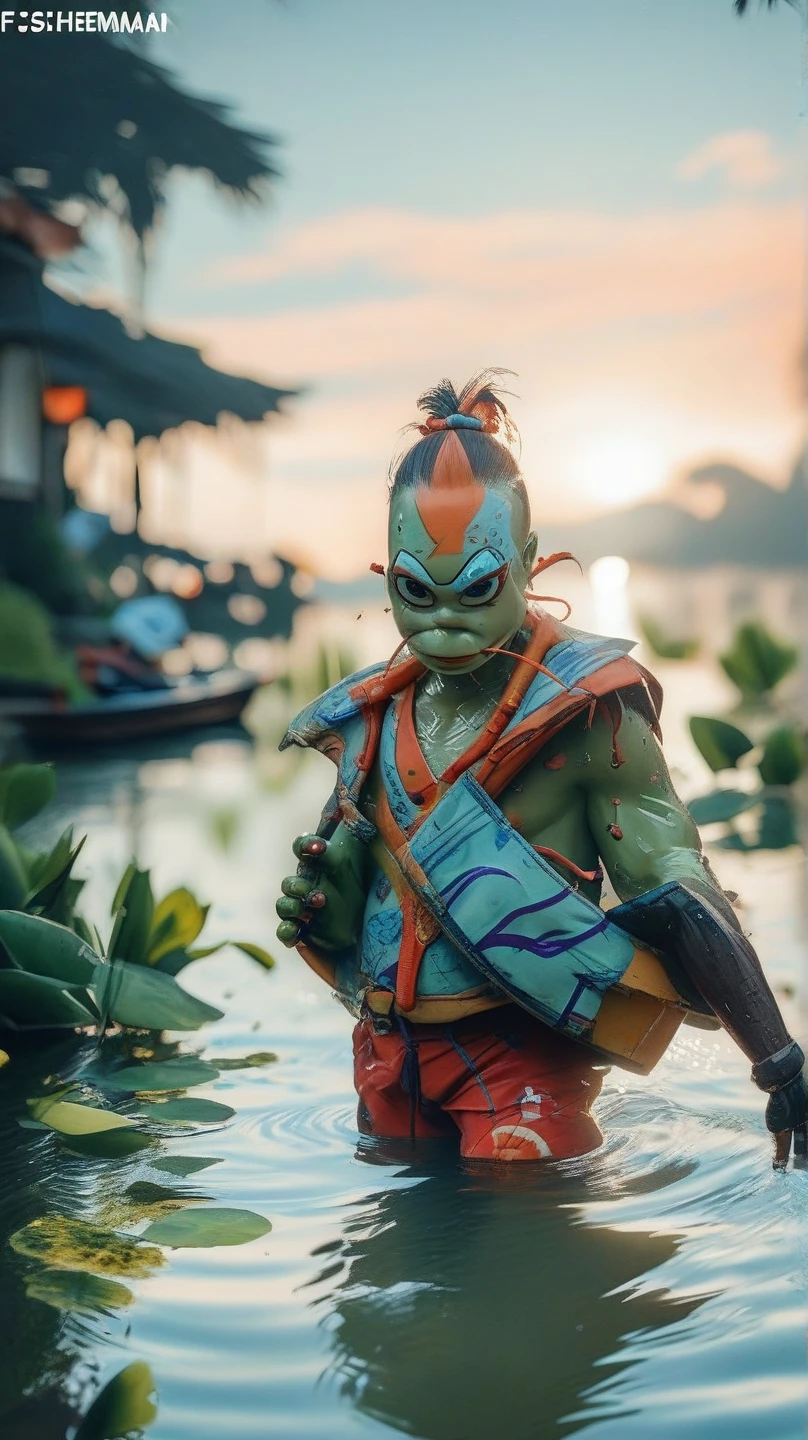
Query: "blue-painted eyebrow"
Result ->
[[391, 548, 506, 593], [450, 549, 506, 592], [391, 551, 435, 587]]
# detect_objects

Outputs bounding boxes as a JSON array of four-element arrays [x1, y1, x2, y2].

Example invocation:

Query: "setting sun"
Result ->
[[573, 434, 667, 509]]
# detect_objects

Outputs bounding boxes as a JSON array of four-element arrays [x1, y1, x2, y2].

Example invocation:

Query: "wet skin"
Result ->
[[276, 486, 712, 950]]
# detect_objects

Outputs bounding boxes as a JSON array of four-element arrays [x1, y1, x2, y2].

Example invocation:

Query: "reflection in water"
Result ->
[[317, 1147, 701, 1440]]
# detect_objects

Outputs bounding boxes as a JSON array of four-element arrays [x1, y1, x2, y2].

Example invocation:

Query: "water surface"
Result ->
[[1, 655, 807, 1440]]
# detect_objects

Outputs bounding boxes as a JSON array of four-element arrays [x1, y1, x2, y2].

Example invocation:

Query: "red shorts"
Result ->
[[353, 1005, 604, 1162]]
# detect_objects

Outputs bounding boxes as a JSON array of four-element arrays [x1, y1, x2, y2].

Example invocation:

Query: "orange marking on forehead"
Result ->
[[414, 432, 485, 557]]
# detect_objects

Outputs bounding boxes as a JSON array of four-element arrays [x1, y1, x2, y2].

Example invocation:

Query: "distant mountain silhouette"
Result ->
[[538, 459, 808, 568]]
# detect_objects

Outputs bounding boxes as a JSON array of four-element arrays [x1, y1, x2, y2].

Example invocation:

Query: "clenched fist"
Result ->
[[275, 824, 370, 953]]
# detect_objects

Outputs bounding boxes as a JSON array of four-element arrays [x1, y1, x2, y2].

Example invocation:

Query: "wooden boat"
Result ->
[[0, 668, 260, 747]]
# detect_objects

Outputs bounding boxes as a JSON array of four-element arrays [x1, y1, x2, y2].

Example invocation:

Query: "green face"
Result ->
[[387, 486, 538, 675]]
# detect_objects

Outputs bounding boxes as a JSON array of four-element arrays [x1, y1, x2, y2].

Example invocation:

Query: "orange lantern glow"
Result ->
[[42, 385, 88, 425]]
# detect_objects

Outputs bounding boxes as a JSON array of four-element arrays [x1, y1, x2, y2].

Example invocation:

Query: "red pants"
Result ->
[[353, 1006, 604, 1161]]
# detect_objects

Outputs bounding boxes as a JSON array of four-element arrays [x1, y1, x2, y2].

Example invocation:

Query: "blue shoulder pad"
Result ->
[[280, 660, 386, 751], [512, 628, 637, 729]]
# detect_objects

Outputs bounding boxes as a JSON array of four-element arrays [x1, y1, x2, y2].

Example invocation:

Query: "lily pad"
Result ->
[[125, 1180, 212, 1212], [93, 960, 223, 1032], [139, 1097, 235, 1124], [103, 1057, 220, 1092], [142, 1206, 271, 1249], [61, 1128, 155, 1159], [150, 1155, 223, 1177], [75, 1361, 158, 1440], [25, 1268, 133, 1316], [214, 1052, 277, 1070], [29, 1096, 135, 1137], [9, 1216, 164, 1277]]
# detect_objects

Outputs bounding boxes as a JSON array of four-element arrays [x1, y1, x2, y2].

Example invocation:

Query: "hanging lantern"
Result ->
[[42, 385, 88, 425]]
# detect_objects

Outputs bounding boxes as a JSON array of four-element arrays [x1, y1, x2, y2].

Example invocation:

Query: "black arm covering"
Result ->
[[610, 881, 791, 1066]]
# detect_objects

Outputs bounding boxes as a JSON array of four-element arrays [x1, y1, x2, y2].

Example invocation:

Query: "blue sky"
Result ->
[[80, 0, 805, 573]]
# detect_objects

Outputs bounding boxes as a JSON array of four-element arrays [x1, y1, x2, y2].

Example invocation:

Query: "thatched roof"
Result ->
[[0, 238, 294, 440]]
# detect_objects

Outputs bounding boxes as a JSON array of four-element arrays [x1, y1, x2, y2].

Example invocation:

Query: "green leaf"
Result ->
[[139, 1097, 235, 1124], [687, 790, 761, 825], [103, 1057, 219, 1092], [61, 1128, 155, 1160], [0, 825, 28, 909], [0, 910, 98, 984], [0, 970, 96, 1028], [150, 1155, 223, 1176], [757, 794, 798, 851], [186, 940, 276, 970], [26, 827, 84, 910], [214, 1051, 278, 1070], [108, 867, 154, 966], [149, 946, 193, 976], [689, 717, 754, 772], [148, 888, 209, 964], [141, 1206, 271, 1249], [9, 1216, 165, 1277], [0, 763, 56, 830], [93, 960, 224, 1032], [758, 726, 804, 787], [638, 615, 699, 661], [111, 861, 137, 918], [719, 621, 797, 699], [74, 1362, 158, 1440], [25, 1269, 134, 1317], [28, 1096, 135, 1137]]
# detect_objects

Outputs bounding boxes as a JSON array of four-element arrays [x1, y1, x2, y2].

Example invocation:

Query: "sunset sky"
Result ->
[[78, 0, 805, 576]]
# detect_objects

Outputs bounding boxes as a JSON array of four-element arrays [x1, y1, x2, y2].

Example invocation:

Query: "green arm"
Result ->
[[584, 703, 718, 903]]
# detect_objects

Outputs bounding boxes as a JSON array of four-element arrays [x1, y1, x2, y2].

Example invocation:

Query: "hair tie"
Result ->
[[418, 413, 493, 436]]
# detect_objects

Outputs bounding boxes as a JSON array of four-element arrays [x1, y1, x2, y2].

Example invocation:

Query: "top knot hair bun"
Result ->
[[415, 369, 518, 442], [388, 368, 530, 540]]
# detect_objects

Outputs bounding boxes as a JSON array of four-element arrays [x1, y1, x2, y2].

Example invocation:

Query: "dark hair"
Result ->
[[389, 369, 530, 531]]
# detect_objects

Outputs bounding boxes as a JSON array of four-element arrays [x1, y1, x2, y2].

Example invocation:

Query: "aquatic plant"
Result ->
[[688, 716, 805, 850], [0, 760, 274, 1033], [687, 621, 804, 850], [637, 614, 699, 662]]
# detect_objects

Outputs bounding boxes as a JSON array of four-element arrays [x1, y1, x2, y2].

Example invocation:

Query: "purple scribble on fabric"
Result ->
[[441, 866, 514, 909], [478, 900, 610, 959]]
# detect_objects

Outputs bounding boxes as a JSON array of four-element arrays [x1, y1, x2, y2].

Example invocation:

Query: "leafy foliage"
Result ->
[[0, 761, 275, 1031], [638, 614, 699, 661], [689, 717, 754, 772], [1, 27, 278, 243], [688, 631, 805, 851], [718, 621, 797, 701]]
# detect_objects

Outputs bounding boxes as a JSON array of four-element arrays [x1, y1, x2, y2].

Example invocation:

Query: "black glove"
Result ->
[[764, 1071, 808, 1169], [752, 1041, 807, 1170]]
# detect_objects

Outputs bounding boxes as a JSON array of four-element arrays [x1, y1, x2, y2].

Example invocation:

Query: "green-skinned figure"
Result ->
[[277, 372, 807, 1166]]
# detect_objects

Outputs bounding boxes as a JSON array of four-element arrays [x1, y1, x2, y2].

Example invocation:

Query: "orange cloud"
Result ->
[[158, 195, 802, 577]]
